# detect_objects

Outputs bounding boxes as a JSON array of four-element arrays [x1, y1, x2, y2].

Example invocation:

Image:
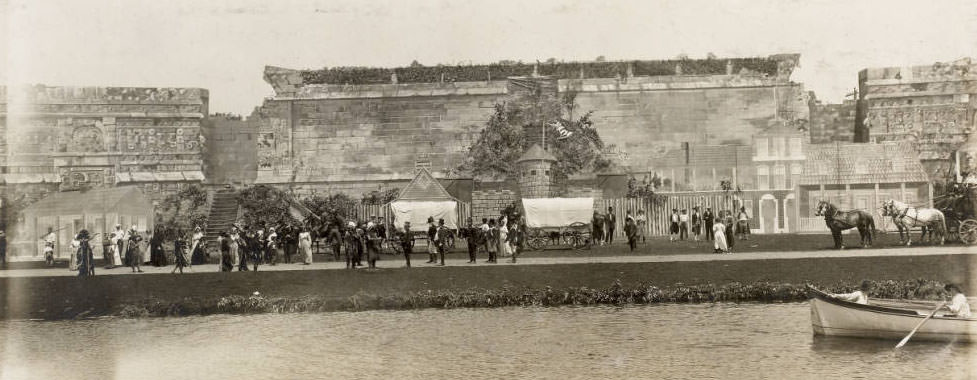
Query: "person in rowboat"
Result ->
[[831, 280, 871, 305], [943, 284, 972, 318]]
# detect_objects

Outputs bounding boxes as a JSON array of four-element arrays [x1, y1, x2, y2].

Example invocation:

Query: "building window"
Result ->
[[531, 170, 537, 176], [789, 163, 802, 188], [773, 165, 786, 189], [756, 138, 768, 158], [757, 165, 769, 190], [545, 170, 550, 176], [774, 138, 785, 159], [789, 137, 803, 157]]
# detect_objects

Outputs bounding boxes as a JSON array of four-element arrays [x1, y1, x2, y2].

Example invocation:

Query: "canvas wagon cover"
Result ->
[[522, 198, 594, 228], [389, 201, 458, 230]]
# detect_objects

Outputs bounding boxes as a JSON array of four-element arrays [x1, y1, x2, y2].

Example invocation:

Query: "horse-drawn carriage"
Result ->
[[521, 198, 594, 251], [934, 181, 977, 245]]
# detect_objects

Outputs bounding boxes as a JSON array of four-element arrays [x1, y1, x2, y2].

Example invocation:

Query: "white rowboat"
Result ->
[[808, 287, 977, 343]]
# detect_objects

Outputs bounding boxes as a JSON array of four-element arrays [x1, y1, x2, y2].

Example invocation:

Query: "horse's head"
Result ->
[[814, 200, 828, 216], [881, 200, 892, 216]]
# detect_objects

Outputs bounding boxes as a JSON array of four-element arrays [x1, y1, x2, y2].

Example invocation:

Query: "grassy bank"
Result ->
[[2, 253, 972, 320]]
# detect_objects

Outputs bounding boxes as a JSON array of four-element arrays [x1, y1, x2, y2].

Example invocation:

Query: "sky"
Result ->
[[2, 0, 976, 114]]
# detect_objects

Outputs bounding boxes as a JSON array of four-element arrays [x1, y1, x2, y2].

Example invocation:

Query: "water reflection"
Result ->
[[0, 304, 973, 380]]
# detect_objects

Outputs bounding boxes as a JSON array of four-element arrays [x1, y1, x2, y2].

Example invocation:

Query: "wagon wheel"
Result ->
[[567, 222, 591, 250], [960, 219, 977, 245], [526, 229, 545, 251]]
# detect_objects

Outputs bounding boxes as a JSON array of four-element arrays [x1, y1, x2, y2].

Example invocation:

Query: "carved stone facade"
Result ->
[[0, 85, 208, 200], [856, 58, 977, 178]]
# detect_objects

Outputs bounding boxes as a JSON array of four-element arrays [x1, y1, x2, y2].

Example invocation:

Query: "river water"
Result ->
[[0, 303, 973, 380]]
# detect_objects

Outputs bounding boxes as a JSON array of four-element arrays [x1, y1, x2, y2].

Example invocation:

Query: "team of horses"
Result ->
[[814, 199, 947, 250]]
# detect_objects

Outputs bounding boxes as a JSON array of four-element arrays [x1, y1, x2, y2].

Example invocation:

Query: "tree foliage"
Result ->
[[156, 184, 209, 239], [237, 185, 291, 229], [361, 188, 400, 205], [458, 89, 611, 181], [302, 192, 358, 229]]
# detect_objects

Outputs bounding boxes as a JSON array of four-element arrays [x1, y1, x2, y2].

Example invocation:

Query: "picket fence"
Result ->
[[596, 194, 739, 238]]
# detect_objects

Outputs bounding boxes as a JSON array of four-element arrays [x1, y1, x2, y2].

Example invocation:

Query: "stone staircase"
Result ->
[[204, 189, 240, 246]]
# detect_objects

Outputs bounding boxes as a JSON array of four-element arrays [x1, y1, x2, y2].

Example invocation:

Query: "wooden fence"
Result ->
[[597, 194, 738, 238]]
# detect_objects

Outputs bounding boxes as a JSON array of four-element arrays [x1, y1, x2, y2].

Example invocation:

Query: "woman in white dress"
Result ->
[[498, 218, 511, 257], [299, 226, 313, 265], [109, 225, 124, 267], [713, 219, 728, 254]]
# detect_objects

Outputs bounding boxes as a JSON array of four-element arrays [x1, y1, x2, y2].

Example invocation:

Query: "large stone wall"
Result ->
[[255, 55, 808, 192], [0, 85, 208, 201]]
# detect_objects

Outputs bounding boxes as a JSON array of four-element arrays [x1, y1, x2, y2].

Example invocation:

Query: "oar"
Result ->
[[895, 301, 947, 348]]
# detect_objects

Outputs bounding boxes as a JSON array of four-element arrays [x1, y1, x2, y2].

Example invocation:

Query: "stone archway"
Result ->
[[759, 194, 777, 234]]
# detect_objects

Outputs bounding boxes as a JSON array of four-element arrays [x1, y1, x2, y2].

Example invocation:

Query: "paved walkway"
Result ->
[[1, 245, 973, 278]]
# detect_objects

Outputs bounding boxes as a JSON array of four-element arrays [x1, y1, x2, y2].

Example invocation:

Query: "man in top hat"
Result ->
[[703, 207, 715, 241]]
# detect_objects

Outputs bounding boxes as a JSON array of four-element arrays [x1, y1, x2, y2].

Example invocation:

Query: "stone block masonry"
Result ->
[[471, 190, 516, 224]]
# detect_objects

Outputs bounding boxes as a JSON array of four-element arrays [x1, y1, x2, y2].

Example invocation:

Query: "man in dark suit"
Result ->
[[703, 207, 715, 241], [605, 206, 617, 244]]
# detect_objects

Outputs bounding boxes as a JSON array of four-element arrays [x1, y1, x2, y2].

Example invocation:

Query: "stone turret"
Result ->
[[517, 144, 557, 198]]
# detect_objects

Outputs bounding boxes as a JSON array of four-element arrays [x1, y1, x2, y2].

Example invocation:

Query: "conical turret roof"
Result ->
[[517, 144, 557, 163]]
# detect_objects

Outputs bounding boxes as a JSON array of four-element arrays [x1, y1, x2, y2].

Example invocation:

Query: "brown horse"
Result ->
[[814, 200, 876, 249]]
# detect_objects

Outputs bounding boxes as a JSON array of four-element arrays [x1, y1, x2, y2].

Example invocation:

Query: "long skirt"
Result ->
[[714, 228, 728, 252], [229, 243, 240, 266], [220, 249, 234, 272], [109, 245, 123, 266], [126, 247, 142, 266], [174, 247, 189, 268], [150, 244, 167, 266], [69, 250, 78, 271], [300, 241, 313, 264], [190, 244, 207, 265]]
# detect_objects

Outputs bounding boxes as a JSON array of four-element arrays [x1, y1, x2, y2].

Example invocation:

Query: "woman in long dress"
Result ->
[[219, 232, 233, 272], [108, 226, 124, 268], [189, 226, 207, 265], [713, 219, 728, 254], [498, 219, 511, 257], [149, 225, 167, 267], [299, 226, 313, 265], [229, 227, 242, 270]]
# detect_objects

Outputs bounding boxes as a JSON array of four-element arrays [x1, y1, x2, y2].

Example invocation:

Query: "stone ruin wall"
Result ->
[[857, 59, 977, 179], [0, 85, 209, 203], [255, 60, 808, 198]]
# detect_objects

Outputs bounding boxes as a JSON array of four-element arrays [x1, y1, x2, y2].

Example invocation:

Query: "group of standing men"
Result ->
[[216, 224, 314, 273]]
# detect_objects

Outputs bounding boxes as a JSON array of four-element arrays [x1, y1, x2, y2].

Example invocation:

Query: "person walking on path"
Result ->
[[712, 217, 728, 253], [101, 234, 114, 269], [125, 226, 144, 273], [736, 207, 751, 241], [328, 225, 342, 262], [400, 221, 413, 268], [435, 219, 449, 266], [605, 207, 617, 245], [486, 219, 498, 263], [149, 225, 167, 267], [190, 226, 207, 266], [691, 207, 702, 241], [498, 217, 511, 259], [723, 210, 736, 251], [635, 210, 647, 244], [625, 215, 638, 252], [219, 232, 234, 272], [592, 212, 605, 246], [669, 209, 680, 242], [247, 229, 263, 272], [230, 226, 246, 271], [113, 224, 126, 268], [509, 215, 525, 263], [75, 230, 95, 277], [299, 225, 313, 265], [0, 231, 7, 268], [703, 207, 715, 241], [265, 227, 280, 266], [172, 230, 190, 274], [678, 209, 689, 241], [426, 217, 438, 264], [365, 221, 381, 268], [462, 218, 479, 263]]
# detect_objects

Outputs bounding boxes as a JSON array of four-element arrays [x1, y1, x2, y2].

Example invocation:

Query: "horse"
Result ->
[[814, 200, 876, 249], [882, 199, 946, 246]]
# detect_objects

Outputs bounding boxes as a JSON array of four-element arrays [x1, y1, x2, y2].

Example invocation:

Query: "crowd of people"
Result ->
[[594, 205, 755, 254]]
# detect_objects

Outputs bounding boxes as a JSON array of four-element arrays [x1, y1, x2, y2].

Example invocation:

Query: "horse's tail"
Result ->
[[939, 211, 948, 237], [867, 214, 877, 238]]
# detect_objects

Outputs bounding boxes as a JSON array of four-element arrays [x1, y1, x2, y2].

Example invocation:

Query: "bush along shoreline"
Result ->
[[115, 279, 951, 319]]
